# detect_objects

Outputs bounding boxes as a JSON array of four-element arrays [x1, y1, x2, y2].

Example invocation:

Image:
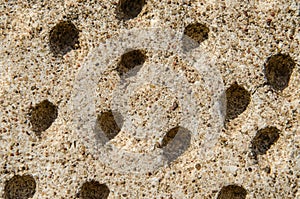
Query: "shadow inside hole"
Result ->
[[225, 83, 250, 122], [264, 53, 295, 91], [159, 126, 191, 163], [28, 99, 58, 137], [4, 175, 36, 199], [94, 110, 123, 145], [182, 22, 209, 51], [250, 126, 280, 159], [217, 185, 247, 199], [49, 20, 80, 56], [116, 0, 146, 20], [116, 49, 147, 77], [78, 180, 110, 199]]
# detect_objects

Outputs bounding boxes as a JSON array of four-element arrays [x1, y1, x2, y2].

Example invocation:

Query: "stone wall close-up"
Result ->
[[0, 0, 299, 198]]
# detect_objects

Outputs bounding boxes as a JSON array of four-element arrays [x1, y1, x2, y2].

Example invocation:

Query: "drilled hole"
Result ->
[[264, 53, 295, 91], [117, 0, 145, 19], [117, 49, 147, 76], [4, 175, 36, 199], [79, 181, 110, 199], [94, 110, 123, 143], [225, 83, 250, 121], [251, 126, 280, 158], [160, 127, 191, 163], [217, 185, 247, 199], [49, 20, 80, 56], [160, 126, 179, 148], [28, 99, 58, 136], [182, 22, 209, 51]]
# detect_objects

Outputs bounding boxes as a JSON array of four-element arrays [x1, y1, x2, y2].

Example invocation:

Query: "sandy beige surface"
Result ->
[[0, 0, 299, 198]]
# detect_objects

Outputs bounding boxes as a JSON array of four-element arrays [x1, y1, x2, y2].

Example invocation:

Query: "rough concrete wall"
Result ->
[[0, 0, 299, 198]]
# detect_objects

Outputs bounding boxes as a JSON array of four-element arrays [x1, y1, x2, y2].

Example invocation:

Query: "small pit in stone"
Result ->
[[182, 22, 209, 51], [4, 175, 36, 199], [116, 49, 147, 76], [159, 126, 179, 148], [28, 99, 58, 136], [217, 185, 247, 199], [94, 110, 123, 143], [160, 127, 191, 163], [225, 83, 250, 121], [251, 126, 280, 159], [79, 181, 110, 199], [49, 20, 80, 56], [264, 53, 295, 91], [117, 0, 146, 19]]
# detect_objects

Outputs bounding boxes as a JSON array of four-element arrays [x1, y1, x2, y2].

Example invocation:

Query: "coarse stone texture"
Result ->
[[0, 0, 299, 198]]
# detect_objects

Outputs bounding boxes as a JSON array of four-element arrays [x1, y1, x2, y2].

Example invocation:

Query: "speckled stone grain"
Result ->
[[0, 0, 299, 199]]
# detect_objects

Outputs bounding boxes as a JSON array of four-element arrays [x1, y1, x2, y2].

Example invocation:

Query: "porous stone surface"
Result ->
[[0, 0, 299, 199]]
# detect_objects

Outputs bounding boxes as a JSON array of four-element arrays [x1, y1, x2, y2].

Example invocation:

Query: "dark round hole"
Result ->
[[117, 49, 147, 76], [95, 110, 122, 143], [28, 99, 58, 136], [251, 126, 280, 159], [217, 185, 247, 199], [4, 175, 36, 199], [117, 0, 146, 19], [79, 181, 110, 199], [225, 83, 250, 121], [264, 53, 295, 91], [49, 20, 80, 56], [160, 126, 191, 163], [160, 126, 179, 148], [182, 22, 209, 51]]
